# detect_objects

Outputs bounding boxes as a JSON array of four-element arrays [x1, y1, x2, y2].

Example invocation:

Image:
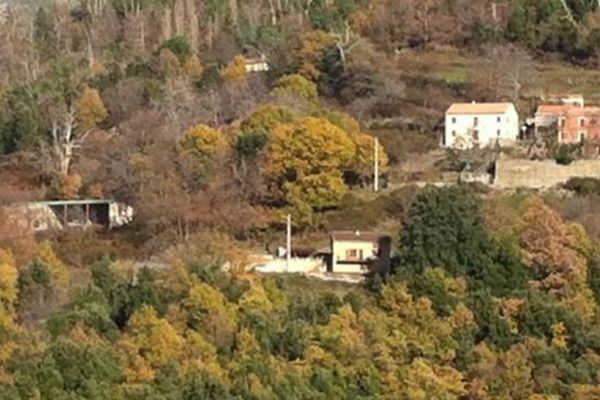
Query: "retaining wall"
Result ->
[[494, 159, 600, 189]]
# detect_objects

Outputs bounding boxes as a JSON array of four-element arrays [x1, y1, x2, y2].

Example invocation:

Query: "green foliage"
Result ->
[[589, 252, 600, 307], [159, 36, 192, 62], [47, 285, 119, 340], [554, 143, 579, 165], [235, 129, 268, 161], [564, 177, 600, 195], [399, 186, 528, 295], [0, 85, 45, 154]]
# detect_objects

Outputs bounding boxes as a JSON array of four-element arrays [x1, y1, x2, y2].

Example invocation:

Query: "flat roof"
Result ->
[[447, 102, 513, 115], [331, 231, 389, 242], [29, 199, 115, 206]]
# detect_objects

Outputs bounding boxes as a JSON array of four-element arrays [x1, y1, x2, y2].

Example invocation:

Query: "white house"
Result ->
[[244, 54, 270, 73], [444, 102, 519, 149]]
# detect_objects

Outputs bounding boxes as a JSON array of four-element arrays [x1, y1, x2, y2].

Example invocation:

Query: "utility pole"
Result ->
[[374, 136, 379, 192], [286, 214, 291, 272]]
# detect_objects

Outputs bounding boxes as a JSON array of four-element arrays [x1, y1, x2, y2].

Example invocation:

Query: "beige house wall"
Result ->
[[332, 240, 377, 274]]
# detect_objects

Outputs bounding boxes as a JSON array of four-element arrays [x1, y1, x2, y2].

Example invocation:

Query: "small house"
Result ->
[[244, 54, 270, 73], [330, 231, 391, 275], [444, 102, 519, 149]]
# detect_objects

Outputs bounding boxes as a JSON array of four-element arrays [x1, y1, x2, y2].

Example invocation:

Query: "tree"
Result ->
[[473, 44, 534, 101], [518, 197, 588, 293], [41, 62, 107, 176], [263, 117, 356, 212], [184, 282, 237, 350], [77, 87, 108, 131], [399, 186, 528, 295], [121, 304, 184, 382], [298, 30, 337, 81], [240, 105, 296, 134], [273, 74, 318, 102], [180, 124, 226, 160], [221, 55, 248, 82], [400, 185, 495, 276]]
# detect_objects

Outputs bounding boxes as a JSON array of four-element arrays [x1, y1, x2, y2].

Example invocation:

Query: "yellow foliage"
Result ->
[[37, 242, 70, 293], [299, 30, 337, 80], [241, 104, 296, 133], [181, 329, 223, 376], [77, 87, 108, 131], [185, 282, 237, 348], [125, 305, 184, 370], [239, 282, 273, 313], [401, 358, 465, 400], [52, 173, 82, 199], [89, 62, 106, 75], [180, 124, 226, 159], [235, 328, 260, 355], [350, 132, 390, 176], [273, 74, 318, 101], [551, 322, 568, 349], [183, 54, 204, 78], [449, 303, 475, 329], [0, 307, 17, 363], [68, 322, 104, 346], [571, 384, 600, 400], [221, 55, 248, 82], [0, 249, 17, 308], [264, 117, 356, 210], [320, 305, 367, 359], [498, 297, 524, 334]]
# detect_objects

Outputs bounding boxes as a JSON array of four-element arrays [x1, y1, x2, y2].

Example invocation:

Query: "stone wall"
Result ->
[[494, 159, 600, 189]]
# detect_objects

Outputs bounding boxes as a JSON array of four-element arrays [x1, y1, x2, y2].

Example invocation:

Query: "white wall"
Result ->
[[332, 240, 377, 274], [444, 106, 519, 149]]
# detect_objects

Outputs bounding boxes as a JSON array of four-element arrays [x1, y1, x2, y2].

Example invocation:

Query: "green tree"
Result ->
[[399, 186, 528, 295]]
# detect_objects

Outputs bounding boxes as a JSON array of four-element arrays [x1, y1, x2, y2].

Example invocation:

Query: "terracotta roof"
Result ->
[[446, 102, 513, 115], [536, 104, 571, 115], [331, 231, 389, 242], [536, 105, 600, 116]]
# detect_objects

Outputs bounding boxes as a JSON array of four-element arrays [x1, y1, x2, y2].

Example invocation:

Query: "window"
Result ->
[[451, 117, 456, 124], [473, 129, 479, 140], [580, 118, 586, 127], [497, 116, 501, 123], [497, 129, 501, 136], [452, 130, 456, 137], [580, 132, 586, 142], [473, 117, 479, 126], [345, 249, 363, 261]]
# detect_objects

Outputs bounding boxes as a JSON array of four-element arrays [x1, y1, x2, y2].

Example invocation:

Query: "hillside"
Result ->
[[4, 0, 600, 398]]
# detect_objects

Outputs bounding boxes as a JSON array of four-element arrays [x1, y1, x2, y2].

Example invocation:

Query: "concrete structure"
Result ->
[[546, 93, 585, 107], [330, 231, 391, 275], [244, 55, 270, 73], [6, 199, 134, 232], [444, 102, 519, 149], [494, 159, 600, 189]]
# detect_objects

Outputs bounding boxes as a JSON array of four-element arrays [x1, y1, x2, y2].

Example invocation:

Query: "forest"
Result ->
[[3, 0, 600, 399]]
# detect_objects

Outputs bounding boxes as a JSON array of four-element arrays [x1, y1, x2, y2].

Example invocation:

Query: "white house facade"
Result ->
[[444, 102, 519, 149]]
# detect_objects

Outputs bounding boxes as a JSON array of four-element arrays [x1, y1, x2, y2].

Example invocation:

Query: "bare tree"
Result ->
[[474, 44, 535, 102]]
